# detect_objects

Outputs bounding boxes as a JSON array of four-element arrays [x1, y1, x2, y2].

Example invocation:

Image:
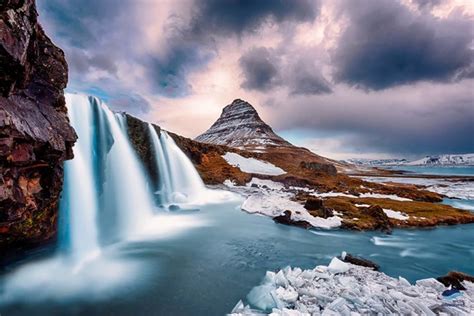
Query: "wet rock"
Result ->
[[340, 252, 380, 271], [0, 0, 75, 257], [437, 271, 474, 291], [273, 210, 312, 229], [366, 205, 392, 234]]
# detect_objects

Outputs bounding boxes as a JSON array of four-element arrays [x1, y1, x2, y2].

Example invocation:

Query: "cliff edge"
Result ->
[[0, 0, 76, 255]]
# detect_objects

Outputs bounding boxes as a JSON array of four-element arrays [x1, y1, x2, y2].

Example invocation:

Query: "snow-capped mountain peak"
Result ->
[[406, 153, 474, 166], [195, 99, 292, 149]]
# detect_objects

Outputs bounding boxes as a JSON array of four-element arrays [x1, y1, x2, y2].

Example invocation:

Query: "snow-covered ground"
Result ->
[[226, 177, 342, 229], [230, 256, 474, 315], [223, 152, 286, 176], [224, 176, 423, 229], [311, 191, 412, 201]]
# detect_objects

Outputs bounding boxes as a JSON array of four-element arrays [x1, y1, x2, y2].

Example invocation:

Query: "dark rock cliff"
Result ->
[[0, 0, 76, 255]]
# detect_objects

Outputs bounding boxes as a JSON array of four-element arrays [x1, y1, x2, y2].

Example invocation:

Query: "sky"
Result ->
[[37, 0, 474, 160]]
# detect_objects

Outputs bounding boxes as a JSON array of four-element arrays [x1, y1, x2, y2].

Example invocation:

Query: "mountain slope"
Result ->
[[195, 99, 292, 149]]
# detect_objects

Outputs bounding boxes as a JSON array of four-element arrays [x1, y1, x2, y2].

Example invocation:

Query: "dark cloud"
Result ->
[[288, 59, 332, 95], [190, 0, 318, 36], [239, 47, 332, 95], [239, 47, 281, 91], [149, 0, 320, 97], [413, 0, 443, 9], [333, 0, 474, 90]]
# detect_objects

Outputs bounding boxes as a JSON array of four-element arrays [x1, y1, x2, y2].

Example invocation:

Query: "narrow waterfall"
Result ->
[[60, 94, 155, 257], [60, 94, 100, 259], [147, 125, 207, 205]]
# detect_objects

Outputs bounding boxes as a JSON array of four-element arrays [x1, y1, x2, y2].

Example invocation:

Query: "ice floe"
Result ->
[[223, 152, 286, 175], [230, 256, 474, 315]]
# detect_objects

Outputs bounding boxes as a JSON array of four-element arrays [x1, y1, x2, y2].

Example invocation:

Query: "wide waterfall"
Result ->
[[60, 94, 155, 256], [148, 124, 207, 205]]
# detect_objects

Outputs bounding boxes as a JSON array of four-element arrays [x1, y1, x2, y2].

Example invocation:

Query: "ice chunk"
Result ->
[[328, 257, 350, 274]]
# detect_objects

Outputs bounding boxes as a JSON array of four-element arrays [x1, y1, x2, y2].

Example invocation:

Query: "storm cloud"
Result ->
[[239, 47, 281, 91], [240, 47, 332, 95], [333, 0, 474, 90], [37, 0, 474, 158], [149, 0, 321, 97]]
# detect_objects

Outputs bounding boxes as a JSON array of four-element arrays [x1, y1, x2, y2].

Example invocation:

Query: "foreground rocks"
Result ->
[[0, 0, 75, 256], [273, 211, 312, 229], [231, 256, 474, 315]]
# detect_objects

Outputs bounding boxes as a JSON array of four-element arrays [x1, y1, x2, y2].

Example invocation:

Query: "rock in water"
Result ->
[[0, 0, 76, 258], [340, 252, 380, 271], [273, 210, 312, 229]]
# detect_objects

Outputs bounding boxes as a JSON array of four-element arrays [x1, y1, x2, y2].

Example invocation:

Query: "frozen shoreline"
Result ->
[[230, 256, 474, 315]]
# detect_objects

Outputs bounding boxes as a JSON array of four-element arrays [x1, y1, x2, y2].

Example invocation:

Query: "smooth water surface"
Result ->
[[1, 200, 473, 316]]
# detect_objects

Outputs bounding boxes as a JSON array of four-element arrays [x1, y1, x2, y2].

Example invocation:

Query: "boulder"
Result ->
[[273, 210, 312, 229], [340, 252, 380, 271], [437, 271, 474, 291], [366, 205, 392, 234], [304, 197, 324, 210], [300, 161, 337, 176]]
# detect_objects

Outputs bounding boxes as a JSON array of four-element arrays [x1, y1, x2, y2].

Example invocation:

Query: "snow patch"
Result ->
[[247, 178, 285, 191], [311, 191, 412, 201], [383, 208, 410, 220], [223, 152, 286, 176], [241, 193, 342, 229]]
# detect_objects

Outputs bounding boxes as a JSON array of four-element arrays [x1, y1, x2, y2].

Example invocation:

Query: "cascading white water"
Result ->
[[60, 94, 155, 256], [100, 106, 155, 238], [60, 94, 100, 259], [147, 125, 207, 205], [148, 124, 173, 204]]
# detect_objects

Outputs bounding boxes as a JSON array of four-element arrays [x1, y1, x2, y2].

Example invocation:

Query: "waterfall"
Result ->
[[60, 94, 100, 260], [147, 125, 207, 205], [60, 94, 155, 258]]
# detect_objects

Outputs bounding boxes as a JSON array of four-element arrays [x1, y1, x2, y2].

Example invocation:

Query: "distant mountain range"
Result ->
[[343, 154, 474, 166]]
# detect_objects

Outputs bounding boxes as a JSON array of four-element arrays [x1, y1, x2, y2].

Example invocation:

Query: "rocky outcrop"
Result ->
[[0, 0, 76, 255], [364, 205, 392, 234], [300, 161, 337, 176], [124, 114, 159, 187], [195, 99, 292, 149], [273, 210, 312, 229], [340, 252, 380, 271]]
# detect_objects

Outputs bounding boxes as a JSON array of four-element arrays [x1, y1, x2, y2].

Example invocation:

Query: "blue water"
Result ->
[[1, 166, 473, 315], [387, 165, 474, 176], [1, 200, 473, 315]]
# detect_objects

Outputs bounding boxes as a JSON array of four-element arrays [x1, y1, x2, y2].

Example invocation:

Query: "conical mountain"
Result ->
[[195, 99, 292, 149]]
